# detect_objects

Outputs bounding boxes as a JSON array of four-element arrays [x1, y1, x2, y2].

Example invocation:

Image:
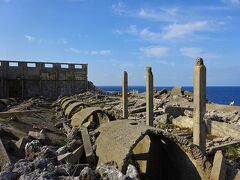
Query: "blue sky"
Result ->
[[0, 0, 240, 86]]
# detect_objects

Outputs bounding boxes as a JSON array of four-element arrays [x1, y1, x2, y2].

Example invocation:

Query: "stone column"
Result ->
[[193, 57, 206, 153], [122, 71, 128, 119], [146, 67, 153, 126]]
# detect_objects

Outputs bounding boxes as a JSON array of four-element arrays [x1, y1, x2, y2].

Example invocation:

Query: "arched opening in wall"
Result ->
[[131, 134, 201, 180]]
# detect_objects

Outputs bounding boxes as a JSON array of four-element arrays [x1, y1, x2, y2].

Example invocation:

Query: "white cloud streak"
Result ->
[[117, 20, 218, 41], [180, 47, 203, 58], [221, 0, 240, 6], [180, 47, 219, 59], [139, 46, 169, 58], [162, 21, 212, 40], [25, 35, 36, 43], [67, 48, 111, 56], [112, 2, 126, 15], [138, 7, 180, 22]]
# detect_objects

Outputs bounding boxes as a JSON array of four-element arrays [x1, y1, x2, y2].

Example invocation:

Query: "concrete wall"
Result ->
[[0, 60, 88, 98]]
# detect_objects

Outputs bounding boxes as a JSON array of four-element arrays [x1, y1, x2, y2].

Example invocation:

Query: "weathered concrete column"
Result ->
[[210, 151, 226, 180], [122, 71, 128, 119], [193, 57, 206, 153], [146, 67, 153, 126]]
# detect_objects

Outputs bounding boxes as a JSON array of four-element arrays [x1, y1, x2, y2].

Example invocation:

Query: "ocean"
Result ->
[[97, 86, 240, 106]]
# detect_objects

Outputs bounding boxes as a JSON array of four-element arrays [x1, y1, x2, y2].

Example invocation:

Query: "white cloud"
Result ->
[[180, 47, 203, 58], [25, 35, 36, 43], [221, 0, 240, 6], [67, 48, 111, 56], [112, 2, 126, 15], [139, 46, 169, 58], [116, 25, 162, 41], [162, 21, 212, 40], [138, 7, 179, 22], [180, 47, 219, 59], [116, 21, 218, 41]]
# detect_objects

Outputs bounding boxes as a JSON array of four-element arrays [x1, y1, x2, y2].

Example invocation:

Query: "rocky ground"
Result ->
[[0, 87, 240, 179]]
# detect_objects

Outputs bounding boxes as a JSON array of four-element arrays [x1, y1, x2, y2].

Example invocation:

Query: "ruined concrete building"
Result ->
[[0, 60, 88, 98]]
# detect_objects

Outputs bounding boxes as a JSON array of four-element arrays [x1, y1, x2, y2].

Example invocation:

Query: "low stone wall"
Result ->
[[0, 60, 88, 98], [172, 116, 240, 139]]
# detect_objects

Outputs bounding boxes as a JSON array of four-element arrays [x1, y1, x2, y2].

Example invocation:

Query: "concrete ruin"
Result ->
[[193, 57, 207, 153], [95, 120, 211, 179], [0, 60, 88, 98], [146, 67, 153, 126], [0, 57, 239, 179], [122, 71, 128, 119]]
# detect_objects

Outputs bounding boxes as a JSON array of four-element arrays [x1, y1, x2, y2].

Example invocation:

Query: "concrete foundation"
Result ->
[[0, 60, 88, 98]]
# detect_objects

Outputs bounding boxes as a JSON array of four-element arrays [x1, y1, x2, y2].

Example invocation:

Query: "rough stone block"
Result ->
[[0, 138, 11, 170], [81, 127, 95, 167]]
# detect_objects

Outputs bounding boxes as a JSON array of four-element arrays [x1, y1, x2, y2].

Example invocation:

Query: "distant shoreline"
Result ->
[[97, 86, 240, 106]]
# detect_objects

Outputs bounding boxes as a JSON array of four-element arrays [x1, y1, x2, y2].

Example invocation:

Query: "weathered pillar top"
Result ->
[[146, 66, 152, 72], [123, 71, 127, 75], [195, 57, 204, 66]]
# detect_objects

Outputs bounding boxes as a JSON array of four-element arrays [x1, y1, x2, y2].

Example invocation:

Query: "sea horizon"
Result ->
[[97, 86, 240, 106]]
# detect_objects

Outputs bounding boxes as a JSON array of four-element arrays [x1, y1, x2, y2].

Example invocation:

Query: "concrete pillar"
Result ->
[[210, 151, 226, 180], [122, 71, 128, 119], [146, 67, 153, 126], [193, 57, 206, 153]]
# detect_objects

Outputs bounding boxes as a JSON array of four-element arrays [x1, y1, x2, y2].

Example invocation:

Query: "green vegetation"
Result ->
[[58, 137, 68, 147], [224, 144, 240, 160], [158, 123, 174, 130]]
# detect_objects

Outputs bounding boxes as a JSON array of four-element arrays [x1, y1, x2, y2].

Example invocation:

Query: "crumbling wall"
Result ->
[[0, 60, 88, 98]]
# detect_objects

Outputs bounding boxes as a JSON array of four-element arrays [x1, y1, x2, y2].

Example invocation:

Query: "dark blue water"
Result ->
[[97, 86, 240, 106]]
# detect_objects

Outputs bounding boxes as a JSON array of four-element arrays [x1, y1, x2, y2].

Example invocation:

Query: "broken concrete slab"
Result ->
[[81, 127, 95, 168], [0, 110, 42, 118], [129, 106, 146, 114], [28, 131, 47, 143], [0, 138, 11, 170], [68, 145, 84, 164], [57, 145, 84, 164], [62, 100, 78, 112], [71, 107, 110, 127], [165, 106, 192, 118], [154, 88, 168, 98], [210, 151, 226, 180], [65, 102, 87, 119], [207, 140, 240, 155], [15, 136, 31, 153], [172, 116, 240, 140]]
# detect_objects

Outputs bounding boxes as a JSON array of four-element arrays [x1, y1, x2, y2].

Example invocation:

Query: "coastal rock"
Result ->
[[126, 164, 140, 179], [25, 140, 42, 160], [97, 165, 125, 179], [0, 171, 19, 180], [79, 167, 99, 180], [12, 159, 33, 175]]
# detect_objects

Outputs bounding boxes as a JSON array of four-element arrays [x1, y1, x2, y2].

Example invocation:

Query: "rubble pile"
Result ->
[[0, 87, 240, 179]]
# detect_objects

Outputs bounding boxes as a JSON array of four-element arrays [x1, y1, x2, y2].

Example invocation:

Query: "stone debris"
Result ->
[[0, 79, 240, 179]]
